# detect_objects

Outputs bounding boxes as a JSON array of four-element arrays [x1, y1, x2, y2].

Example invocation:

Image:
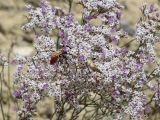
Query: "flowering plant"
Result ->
[[11, 0, 160, 120]]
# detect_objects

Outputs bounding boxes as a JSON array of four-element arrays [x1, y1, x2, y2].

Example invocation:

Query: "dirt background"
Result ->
[[0, 0, 159, 120]]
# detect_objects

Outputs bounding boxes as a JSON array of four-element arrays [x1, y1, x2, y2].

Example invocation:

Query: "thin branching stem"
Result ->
[[0, 66, 5, 120]]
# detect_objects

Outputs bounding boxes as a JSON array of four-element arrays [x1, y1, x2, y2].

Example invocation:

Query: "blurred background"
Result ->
[[0, 0, 159, 120]]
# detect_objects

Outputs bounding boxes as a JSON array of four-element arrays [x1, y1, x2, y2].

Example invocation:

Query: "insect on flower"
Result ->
[[50, 49, 63, 65], [87, 59, 101, 73]]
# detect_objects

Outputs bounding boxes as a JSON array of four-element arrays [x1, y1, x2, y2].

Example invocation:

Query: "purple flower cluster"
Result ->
[[13, 0, 160, 119]]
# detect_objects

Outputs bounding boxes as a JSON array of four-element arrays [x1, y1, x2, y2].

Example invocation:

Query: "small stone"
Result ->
[[13, 45, 34, 56], [22, 34, 33, 44]]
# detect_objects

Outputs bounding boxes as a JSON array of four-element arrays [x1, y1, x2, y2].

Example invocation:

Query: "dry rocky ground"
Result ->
[[0, 0, 159, 120]]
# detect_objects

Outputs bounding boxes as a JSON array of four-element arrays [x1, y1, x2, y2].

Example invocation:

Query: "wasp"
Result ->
[[50, 49, 68, 65], [87, 59, 101, 73], [50, 49, 63, 65]]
